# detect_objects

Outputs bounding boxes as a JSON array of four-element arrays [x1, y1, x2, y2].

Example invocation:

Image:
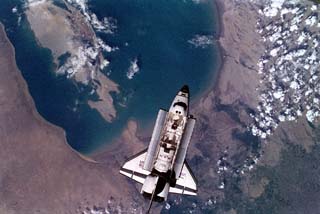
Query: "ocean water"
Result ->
[[0, 0, 220, 154]]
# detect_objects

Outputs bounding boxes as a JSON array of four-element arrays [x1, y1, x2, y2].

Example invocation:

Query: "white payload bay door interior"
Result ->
[[169, 162, 197, 196], [144, 109, 167, 171], [119, 149, 150, 184]]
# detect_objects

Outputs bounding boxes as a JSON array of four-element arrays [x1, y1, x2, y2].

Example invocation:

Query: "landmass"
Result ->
[[1, 0, 320, 213], [26, 0, 119, 122], [160, 0, 320, 213], [0, 23, 144, 214]]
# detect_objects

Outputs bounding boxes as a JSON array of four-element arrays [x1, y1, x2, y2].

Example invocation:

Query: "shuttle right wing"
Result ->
[[170, 161, 197, 196]]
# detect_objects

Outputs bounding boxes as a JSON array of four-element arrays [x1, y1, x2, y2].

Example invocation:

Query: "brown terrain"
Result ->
[[163, 1, 319, 212], [186, 0, 265, 201], [1, 0, 319, 213], [0, 23, 146, 214], [179, 1, 320, 213]]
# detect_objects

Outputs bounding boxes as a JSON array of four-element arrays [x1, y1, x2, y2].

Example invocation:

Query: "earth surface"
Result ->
[[0, 0, 320, 214]]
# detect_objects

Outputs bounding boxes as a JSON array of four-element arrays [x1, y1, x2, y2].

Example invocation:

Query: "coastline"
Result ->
[[180, 0, 266, 207], [190, 0, 224, 109], [177, 1, 320, 212], [92, 1, 265, 205], [211, 0, 226, 93], [92, 0, 225, 158], [0, 22, 145, 213], [20, 0, 223, 155]]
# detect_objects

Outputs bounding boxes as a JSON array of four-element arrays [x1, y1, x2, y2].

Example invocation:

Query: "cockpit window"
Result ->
[[173, 102, 187, 110]]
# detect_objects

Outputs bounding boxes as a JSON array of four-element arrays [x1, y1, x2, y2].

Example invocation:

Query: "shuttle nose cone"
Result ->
[[180, 85, 189, 93]]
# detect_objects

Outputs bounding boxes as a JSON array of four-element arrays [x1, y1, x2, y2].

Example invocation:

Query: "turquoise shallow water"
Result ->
[[0, 0, 220, 154]]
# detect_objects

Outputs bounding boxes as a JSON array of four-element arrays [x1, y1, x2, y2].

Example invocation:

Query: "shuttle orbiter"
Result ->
[[120, 85, 197, 211]]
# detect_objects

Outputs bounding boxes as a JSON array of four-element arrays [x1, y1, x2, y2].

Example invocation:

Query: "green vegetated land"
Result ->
[[221, 125, 320, 214]]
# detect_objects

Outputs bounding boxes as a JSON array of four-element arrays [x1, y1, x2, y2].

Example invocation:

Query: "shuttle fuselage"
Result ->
[[120, 85, 197, 204]]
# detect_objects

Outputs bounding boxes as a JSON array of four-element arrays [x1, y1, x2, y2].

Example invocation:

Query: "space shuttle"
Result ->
[[120, 85, 197, 208]]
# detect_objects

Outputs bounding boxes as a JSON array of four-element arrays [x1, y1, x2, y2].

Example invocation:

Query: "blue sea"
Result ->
[[0, 0, 220, 154]]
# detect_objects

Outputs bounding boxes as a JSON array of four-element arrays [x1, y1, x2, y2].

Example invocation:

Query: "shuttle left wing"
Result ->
[[120, 149, 150, 184]]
